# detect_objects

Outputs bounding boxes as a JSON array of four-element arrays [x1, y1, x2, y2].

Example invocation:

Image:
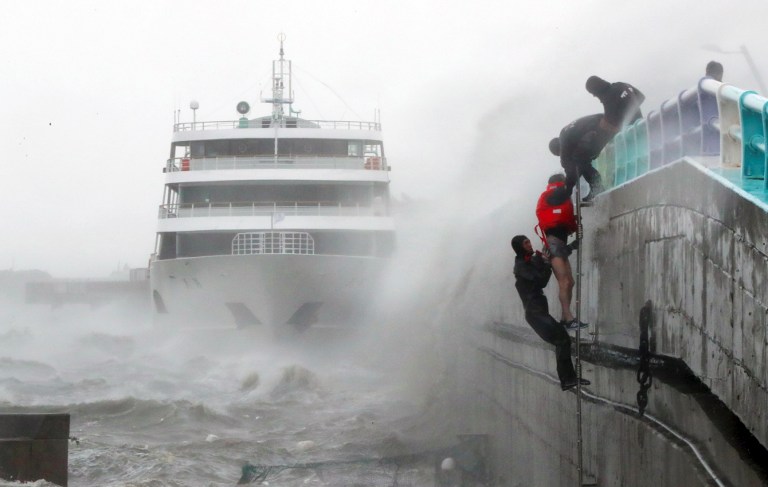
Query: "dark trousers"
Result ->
[[564, 162, 602, 195], [525, 304, 577, 385]]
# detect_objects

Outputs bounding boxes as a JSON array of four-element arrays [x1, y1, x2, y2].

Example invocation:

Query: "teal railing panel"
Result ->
[[740, 90, 765, 179], [635, 120, 649, 176], [614, 132, 627, 185]]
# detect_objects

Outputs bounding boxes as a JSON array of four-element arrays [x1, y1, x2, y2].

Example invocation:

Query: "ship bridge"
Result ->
[[429, 76, 768, 486], [154, 34, 392, 260]]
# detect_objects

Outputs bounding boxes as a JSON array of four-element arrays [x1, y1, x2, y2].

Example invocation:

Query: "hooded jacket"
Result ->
[[512, 237, 552, 313], [595, 81, 645, 127]]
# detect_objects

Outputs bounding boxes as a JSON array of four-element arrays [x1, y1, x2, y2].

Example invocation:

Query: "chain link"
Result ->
[[636, 301, 653, 417]]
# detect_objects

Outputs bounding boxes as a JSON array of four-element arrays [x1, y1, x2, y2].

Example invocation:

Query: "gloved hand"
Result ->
[[529, 250, 550, 264], [568, 239, 580, 252]]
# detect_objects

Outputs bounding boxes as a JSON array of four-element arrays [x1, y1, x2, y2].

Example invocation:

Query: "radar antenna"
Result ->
[[262, 33, 294, 123]]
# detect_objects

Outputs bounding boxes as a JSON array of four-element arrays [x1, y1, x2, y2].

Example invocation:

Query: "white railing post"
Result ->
[[717, 84, 746, 167]]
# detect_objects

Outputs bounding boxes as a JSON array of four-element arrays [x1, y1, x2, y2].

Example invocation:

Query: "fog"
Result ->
[[1, 4, 767, 483], [1, 0, 766, 277]]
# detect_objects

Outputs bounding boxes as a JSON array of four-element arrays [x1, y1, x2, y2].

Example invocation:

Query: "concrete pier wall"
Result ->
[[424, 158, 768, 485], [582, 158, 768, 448]]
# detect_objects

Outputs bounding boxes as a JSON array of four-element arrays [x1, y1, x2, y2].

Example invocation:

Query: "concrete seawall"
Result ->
[[584, 158, 768, 449], [426, 158, 768, 485]]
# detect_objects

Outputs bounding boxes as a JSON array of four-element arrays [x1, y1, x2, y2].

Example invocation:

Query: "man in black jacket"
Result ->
[[549, 114, 610, 200], [705, 61, 724, 81], [511, 235, 589, 391], [585, 76, 645, 129], [549, 76, 645, 200]]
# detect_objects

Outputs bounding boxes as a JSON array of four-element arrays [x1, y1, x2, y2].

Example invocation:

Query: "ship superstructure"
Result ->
[[150, 36, 394, 330]]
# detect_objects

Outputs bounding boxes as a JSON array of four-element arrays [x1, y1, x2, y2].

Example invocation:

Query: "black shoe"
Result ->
[[561, 378, 591, 391]]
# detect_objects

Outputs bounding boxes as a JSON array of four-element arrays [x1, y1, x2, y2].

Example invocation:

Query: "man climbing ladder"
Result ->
[[535, 173, 589, 330], [511, 235, 591, 391]]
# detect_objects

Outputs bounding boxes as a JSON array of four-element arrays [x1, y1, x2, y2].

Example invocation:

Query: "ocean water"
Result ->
[[0, 301, 439, 486]]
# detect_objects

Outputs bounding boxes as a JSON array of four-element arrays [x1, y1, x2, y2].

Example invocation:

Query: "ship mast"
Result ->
[[262, 33, 294, 124]]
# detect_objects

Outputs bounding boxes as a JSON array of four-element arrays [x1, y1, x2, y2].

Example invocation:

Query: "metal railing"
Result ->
[[232, 231, 315, 255], [596, 78, 768, 190], [165, 155, 387, 172], [174, 119, 381, 132], [158, 201, 385, 219]]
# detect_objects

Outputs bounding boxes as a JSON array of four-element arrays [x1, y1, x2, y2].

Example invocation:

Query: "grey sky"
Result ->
[[1, 0, 766, 277]]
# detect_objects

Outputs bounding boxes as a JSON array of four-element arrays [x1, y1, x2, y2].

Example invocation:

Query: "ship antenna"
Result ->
[[263, 33, 294, 123]]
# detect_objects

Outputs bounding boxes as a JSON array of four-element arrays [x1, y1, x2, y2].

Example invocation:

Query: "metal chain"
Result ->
[[636, 301, 653, 417]]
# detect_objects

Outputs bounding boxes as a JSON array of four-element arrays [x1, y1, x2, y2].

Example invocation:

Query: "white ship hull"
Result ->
[[150, 41, 394, 336], [149, 254, 386, 331]]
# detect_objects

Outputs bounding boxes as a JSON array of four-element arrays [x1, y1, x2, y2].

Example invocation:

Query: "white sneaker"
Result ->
[[562, 319, 589, 330]]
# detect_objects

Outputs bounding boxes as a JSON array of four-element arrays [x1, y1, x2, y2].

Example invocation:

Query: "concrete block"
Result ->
[[0, 414, 69, 486]]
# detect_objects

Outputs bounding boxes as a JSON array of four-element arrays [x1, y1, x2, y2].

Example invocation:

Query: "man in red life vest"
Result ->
[[536, 173, 588, 330]]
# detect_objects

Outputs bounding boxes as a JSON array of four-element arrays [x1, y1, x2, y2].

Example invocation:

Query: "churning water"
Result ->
[[0, 300, 439, 486]]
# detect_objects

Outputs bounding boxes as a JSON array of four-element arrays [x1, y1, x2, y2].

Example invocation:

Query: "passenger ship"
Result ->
[[149, 37, 394, 331]]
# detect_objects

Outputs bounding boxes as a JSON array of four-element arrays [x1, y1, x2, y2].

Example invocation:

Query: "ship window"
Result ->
[[177, 233, 235, 258], [172, 142, 191, 159], [235, 141, 250, 155], [158, 233, 177, 260], [348, 142, 361, 156], [250, 138, 275, 156], [204, 140, 229, 157], [190, 142, 205, 158], [364, 142, 381, 157]]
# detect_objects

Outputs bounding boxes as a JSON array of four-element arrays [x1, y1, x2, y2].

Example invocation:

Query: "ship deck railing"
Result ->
[[174, 119, 380, 132], [158, 201, 387, 219], [165, 155, 388, 172]]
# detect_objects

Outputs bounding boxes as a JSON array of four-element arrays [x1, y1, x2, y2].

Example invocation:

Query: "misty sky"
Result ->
[[1, 0, 766, 277]]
